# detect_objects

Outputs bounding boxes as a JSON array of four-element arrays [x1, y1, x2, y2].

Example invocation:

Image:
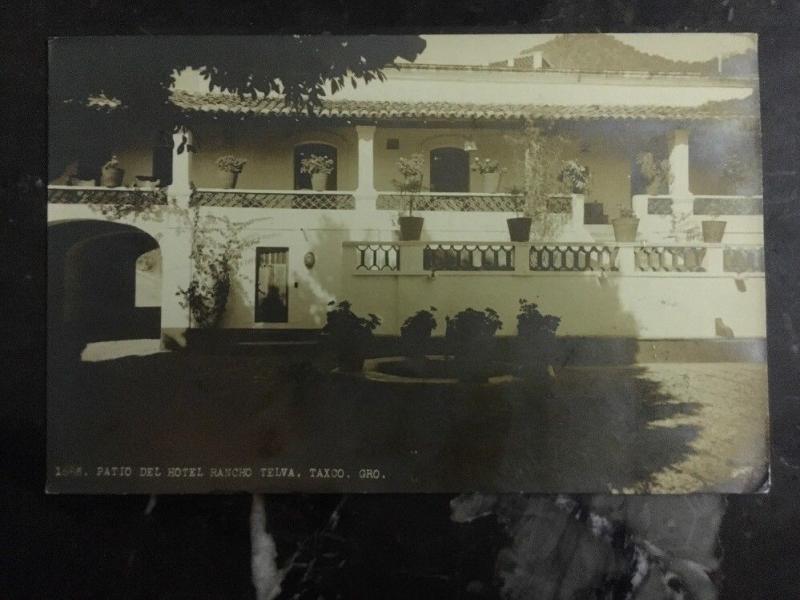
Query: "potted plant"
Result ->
[[471, 157, 507, 193], [394, 154, 425, 241], [612, 206, 639, 242], [515, 299, 560, 383], [636, 152, 672, 195], [445, 307, 503, 383], [100, 155, 125, 187], [558, 160, 590, 195], [506, 187, 532, 242], [216, 155, 247, 189], [701, 203, 727, 243], [300, 154, 335, 191], [400, 307, 437, 372], [322, 300, 381, 372]]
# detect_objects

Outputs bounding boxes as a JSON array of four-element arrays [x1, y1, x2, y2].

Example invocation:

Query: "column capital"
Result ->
[[355, 124, 377, 141]]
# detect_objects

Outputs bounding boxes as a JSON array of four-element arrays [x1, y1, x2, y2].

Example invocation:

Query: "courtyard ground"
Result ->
[[47, 341, 769, 494]]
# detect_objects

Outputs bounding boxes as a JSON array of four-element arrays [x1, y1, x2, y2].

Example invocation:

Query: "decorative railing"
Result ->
[[693, 196, 763, 216], [423, 243, 515, 271], [48, 185, 168, 206], [192, 189, 356, 209], [377, 192, 521, 212], [345, 241, 765, 277], [529, 244, 619, 272], [634, 245, 707, 272], [642, 194, 763, 216], [545, 195, 573, 214], [724, 246, 765, 272], [355, 244, 400, 271]]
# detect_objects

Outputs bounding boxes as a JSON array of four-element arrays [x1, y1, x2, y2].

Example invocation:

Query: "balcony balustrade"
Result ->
[[48, 185, 168, 206], [345, 241, 765, 276]]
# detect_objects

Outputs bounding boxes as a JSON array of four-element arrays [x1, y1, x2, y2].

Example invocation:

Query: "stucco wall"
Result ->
[[343, 270, 767, 339]]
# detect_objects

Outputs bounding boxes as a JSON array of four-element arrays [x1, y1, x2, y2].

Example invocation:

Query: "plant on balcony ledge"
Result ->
[[506, 124, 571, 240], [445, 307, 503, 383], [471, 156, 507, 193], [558, 160, 591, 194], [506, 187, 532, 242], [216, 155, 247, 189], [393, 153, 425, 241], [300, 154, 335, 191], [699, 202, 727, 243], [516, 299, 561, 384], [612, 206, 639, 242], [322, 300, 381, 372], [100, 155, 125, 187], [636, 152, 672, 195]]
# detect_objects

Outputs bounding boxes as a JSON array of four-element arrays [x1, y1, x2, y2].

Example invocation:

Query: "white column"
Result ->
[[355, 125, 377, 211], [170, 128, 193, 201], [160, 127, 195, 348], [705, 245, 725, 274], [514, 243, 530, 274], [399, 242, 425, 275], [617, 245, 637, 273], [668, 129, 691, 198]]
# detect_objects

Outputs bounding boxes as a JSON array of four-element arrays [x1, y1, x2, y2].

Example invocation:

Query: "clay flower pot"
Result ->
[[101, 166, 124, 187], [701, 220, 727, 243], [218, 170, 239, 189], [507, 217, 532, 242], [399, 216, 424, 241], [311, 172, 328, 191], [482, 172, 501, 193], [612, 217, 639, 242]]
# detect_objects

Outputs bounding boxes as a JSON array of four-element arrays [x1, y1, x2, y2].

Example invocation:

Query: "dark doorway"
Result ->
[[430, 147, 470, 192], [294, 143, 337, 190], [48, 220, 162, 347], [255, 247, 289, 323]]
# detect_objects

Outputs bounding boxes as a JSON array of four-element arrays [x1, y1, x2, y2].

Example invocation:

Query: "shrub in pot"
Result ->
[[558, 160, 590, 194], [506, 189, 532, 242], [100, 155, 125, 187], [445, 307, 503, 383], [300, 154, 335, 191], [612, 207, 639, 242], [515, 299, 560, 383], [322, 300, 381, 372], [400, 307, 437, 374], [471, 156, 506, 193], [394, 154, 426, 241], [636, 152, 673, 195], [216, 155, 247, 189]]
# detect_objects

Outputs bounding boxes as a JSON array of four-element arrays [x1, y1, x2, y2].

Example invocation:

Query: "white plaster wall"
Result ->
[[343, 270, 767, 339], [325, 67, 756, 107], [49, 199, 767, 336], [189, 122, 359, 190]]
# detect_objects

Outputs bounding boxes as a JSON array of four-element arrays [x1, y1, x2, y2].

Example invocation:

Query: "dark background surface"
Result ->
[[2, 1, 800, 598]]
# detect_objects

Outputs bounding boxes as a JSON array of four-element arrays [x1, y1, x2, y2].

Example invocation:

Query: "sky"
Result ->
[[409, 33, 757, 65]]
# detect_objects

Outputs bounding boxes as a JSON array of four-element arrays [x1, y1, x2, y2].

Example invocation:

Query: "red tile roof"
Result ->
[[166, 89, 757, 123], [88, 89, 758, 123]]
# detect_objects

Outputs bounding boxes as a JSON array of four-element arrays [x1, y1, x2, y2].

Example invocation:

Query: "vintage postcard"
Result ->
[[47, 33, 768, 493]]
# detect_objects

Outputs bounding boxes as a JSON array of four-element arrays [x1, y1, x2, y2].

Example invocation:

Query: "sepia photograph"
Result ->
[[47, 33, 768, 494]]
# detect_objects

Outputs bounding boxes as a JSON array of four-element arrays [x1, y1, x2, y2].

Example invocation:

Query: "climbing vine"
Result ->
[[176, 206, 256, 329]]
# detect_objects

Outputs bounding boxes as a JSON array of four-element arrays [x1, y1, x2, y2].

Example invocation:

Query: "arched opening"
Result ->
[[294, 142, 338, 190], [48, 220, 162, 357], [430, 147, 470, 192]]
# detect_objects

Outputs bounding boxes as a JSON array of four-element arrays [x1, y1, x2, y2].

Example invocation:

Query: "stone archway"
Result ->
[[48, 220, 162, 357]]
